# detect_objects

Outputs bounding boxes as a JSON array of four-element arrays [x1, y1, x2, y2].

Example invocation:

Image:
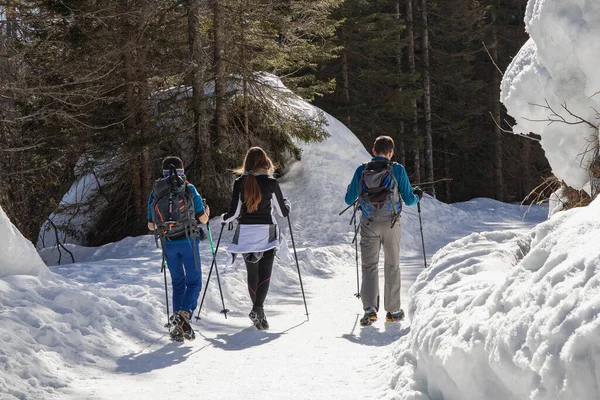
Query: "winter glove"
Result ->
[[197, 226, 207, 241], [284, 199, 291, 212], [220, 213, 227, 226], [413, 187, 424, 201]]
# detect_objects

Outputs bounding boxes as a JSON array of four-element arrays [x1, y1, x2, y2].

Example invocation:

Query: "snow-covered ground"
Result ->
[[3, 101, 553, 400]]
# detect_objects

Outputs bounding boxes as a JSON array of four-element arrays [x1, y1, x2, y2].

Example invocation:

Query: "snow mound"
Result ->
[[0, 247, 173, 399], [388, 197, 600, 400], [0, 206, 47, 278], [501, 0, 600, 193]]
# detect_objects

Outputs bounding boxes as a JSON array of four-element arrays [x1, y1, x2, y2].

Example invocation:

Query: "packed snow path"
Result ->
[[59, 251, 416, 400], [47, 200, 544, 400]]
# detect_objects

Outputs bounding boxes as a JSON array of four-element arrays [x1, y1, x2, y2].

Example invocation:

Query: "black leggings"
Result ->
[[245, 249, 275, 310]]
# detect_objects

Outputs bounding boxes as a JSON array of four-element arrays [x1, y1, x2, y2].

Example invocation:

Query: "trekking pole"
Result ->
[[154, 224, 171, 331], [195, 223, 228, 320], [417, 201, 427, 268], [339, 198, 359, 216], [350, 204, 360, 298], [287, 215, 309, 320], [207, 221, 229, 318], [161, 252, 171, 331]]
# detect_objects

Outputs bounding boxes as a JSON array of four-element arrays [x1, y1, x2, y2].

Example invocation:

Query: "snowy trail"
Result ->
[[59, 244, 421, 400], [41, 195, 547, 400], [18, 195, 547, 400]]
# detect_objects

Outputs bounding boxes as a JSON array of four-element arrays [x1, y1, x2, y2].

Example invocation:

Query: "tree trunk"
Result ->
[[213, 0, 227, 144], [187, 0, 212, 190], [139, 79, 152, 200], [341, 48, 351, 128], [396, 124, 406, 166], [413, 149, 420, 183], [122, 13, 143, 220], [241, 6, 249, 140], [395, 0, 405, 164], [188, 0, 206, 144], [443, 130, 451, 201], [406, 0, 420, 181], [491, 15, 504, 201], [421, 0, 435, 196]]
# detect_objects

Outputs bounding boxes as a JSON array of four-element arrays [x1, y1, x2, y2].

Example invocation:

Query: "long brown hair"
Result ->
[[234, 147, 274, 213]]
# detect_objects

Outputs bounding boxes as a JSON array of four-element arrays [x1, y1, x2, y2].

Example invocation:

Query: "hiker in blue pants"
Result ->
[[148, 156, 210, 340]]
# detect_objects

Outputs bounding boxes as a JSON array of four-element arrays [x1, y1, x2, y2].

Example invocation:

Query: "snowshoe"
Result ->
[[360, 307, 377, 326], [170, 326, 184, 342], [171, 310, 195, 341], [249, 307, 269, 330], [258, 315, 269, 330], [386, 310, 405, 322], [249, 310, 258, 322]]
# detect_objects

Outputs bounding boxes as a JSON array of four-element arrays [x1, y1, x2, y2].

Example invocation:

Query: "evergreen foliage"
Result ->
[[1, 0, 551, 246]]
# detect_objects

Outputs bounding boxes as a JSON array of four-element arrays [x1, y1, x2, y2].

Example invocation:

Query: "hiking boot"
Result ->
[[360, 307, 378, 326], [172, 310, 195, 341], [386, 310, 405, 322]]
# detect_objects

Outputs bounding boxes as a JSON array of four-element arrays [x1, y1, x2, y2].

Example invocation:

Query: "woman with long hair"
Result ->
[[222, 147, 290, 330]]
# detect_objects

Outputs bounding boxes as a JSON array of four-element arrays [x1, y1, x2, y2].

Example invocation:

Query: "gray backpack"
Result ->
[[151, 167, 197, 240], [359, 161, 402, 223]]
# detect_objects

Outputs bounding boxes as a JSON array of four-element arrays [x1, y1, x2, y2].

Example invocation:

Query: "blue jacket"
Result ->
[[345, 156, 419, 207], [148, 182, 205, 244]]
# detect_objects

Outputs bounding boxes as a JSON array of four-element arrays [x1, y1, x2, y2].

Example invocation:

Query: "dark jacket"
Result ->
[[223, 174, 289, 225]]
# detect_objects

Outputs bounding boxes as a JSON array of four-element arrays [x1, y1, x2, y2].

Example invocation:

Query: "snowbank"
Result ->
[[0, 255, 169, 399], [501, 0, 600, 193], [388, 197, 600, 400], [0, 206, 47, 277]]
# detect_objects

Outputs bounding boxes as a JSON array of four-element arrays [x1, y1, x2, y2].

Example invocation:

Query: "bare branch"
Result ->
[[412, 177, 453, 186], [45, 218, 75, 264], [0, 141, 45, 152], [482, 41, 503, 76], [561, 103, 598, 130]]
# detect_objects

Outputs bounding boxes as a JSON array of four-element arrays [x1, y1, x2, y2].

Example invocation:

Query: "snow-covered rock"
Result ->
[[501, 0, 600, 194]]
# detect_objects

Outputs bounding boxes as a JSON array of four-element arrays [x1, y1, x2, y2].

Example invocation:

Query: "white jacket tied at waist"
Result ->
[[227, 224, 279, 254]]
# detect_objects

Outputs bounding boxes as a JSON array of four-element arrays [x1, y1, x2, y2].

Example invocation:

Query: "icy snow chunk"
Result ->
[[0, 206, 48, 277]]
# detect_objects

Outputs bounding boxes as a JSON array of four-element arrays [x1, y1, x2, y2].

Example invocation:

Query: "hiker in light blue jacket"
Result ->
[[345, 136, 422, 326]]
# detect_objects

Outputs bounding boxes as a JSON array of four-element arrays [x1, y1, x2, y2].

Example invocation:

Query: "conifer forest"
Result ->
[[0, 0, 550, 245]]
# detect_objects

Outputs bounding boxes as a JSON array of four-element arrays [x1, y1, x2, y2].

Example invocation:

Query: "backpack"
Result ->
[[151, 166, 197, 240], [358, 160, 402, 223]]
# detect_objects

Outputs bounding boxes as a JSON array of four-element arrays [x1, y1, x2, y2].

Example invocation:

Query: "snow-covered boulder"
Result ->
[[389, 197, 600, 399], [0, 206, 48, 277], [501, 0, 600, 194]]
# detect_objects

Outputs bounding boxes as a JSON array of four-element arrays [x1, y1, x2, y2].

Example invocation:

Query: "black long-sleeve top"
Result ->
[[222, 174, 289, 224]]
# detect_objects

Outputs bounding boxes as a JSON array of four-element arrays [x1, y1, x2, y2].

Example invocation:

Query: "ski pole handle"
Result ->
[[339, 199, 358, 216]]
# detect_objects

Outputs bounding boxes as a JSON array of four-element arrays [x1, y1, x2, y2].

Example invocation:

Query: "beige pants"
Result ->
[[359, 218, 402, 313]]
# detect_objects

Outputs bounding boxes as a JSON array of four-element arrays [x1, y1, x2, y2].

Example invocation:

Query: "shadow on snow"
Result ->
[[340, 314, 410, 347], [116, 335, 210, 374], [202, 320, 307, 351]]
